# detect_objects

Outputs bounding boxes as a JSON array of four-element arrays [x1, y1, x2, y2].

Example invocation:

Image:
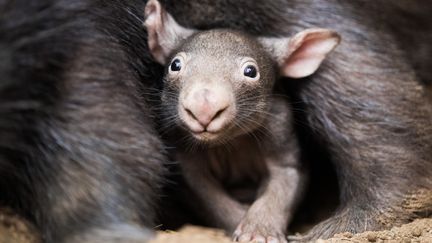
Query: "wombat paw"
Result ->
[[233, 220, 287, 243]]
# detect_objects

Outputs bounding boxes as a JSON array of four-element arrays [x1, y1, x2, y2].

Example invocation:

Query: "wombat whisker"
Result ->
[[235, 120, 266, 148], [179, 135, 198, 153], [239, 115, 273, 139], [189, 137, 205, 153], [238, 107, 281, 121], [158, 117, 179, 135], [236, 94, 270, 103]]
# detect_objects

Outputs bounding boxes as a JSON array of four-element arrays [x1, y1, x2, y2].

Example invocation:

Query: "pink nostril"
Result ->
[[185, 108, 198, 122], [211, 106, 227, 121], [184, 105, 228, 129]]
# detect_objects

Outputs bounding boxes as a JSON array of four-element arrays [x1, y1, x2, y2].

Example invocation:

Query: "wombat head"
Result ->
[[145, 0, 340, 145]]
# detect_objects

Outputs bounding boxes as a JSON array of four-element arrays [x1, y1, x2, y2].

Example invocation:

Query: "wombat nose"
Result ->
[[184, 105, 228, 129], [181, 88, 231, 132]]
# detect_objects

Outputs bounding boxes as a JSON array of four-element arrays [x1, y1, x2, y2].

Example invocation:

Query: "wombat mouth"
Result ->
[[190, 130, 221, 142]]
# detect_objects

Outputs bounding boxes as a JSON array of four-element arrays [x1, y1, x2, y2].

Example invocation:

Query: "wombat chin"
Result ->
[[185, 122, 250, 147]]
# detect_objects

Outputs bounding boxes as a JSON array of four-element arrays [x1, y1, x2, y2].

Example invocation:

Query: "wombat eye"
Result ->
[[244, 65, 257, 78], [170, 58, 182, 72]]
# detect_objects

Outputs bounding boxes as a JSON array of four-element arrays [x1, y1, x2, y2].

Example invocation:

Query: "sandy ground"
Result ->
[[151, 219, 432, 243], [0, 209, 40, 243], [1, 208, 430, 243]]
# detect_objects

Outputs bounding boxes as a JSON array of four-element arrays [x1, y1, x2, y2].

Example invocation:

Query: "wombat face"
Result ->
[[162, 30, 276, 143], [144, 0, 341, 145]]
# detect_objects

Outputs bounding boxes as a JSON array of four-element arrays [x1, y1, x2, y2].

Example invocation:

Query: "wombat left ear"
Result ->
[[259, 28, 341, 78], [144, 0, 196, 64]]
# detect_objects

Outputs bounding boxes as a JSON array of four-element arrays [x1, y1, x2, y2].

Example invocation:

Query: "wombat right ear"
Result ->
[[260, 28, 341, 78], [144, 0, 196, 64]]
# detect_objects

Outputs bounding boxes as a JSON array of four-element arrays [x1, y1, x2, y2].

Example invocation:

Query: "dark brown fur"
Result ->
[[0, 0, 167, 242]]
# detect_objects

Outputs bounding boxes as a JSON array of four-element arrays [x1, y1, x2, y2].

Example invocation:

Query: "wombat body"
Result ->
[[159, 0, 432, 240], [144, 1, 340, 242], [0, 0, 166, 242]]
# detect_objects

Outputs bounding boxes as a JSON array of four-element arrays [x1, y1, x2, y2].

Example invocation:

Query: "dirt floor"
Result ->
[[0, 209, 40, 243], [151, 219, 432, 243], [1, 208, 431, 243]]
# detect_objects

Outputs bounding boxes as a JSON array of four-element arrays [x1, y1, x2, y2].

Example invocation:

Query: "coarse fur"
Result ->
[[0, 0, 167, 242], [2, 0, 430, 242], [157, 0, 432, 240]]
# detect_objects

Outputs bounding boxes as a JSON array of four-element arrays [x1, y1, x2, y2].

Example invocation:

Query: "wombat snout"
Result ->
[[180, 87, 234, 134]]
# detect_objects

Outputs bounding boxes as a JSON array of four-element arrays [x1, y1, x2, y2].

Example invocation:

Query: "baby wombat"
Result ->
[[145, 0, 340, 242]]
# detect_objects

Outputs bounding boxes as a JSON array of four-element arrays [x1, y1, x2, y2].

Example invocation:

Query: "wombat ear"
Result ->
[[259, 28, 341, 78], [144, 0, 196, 64]]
